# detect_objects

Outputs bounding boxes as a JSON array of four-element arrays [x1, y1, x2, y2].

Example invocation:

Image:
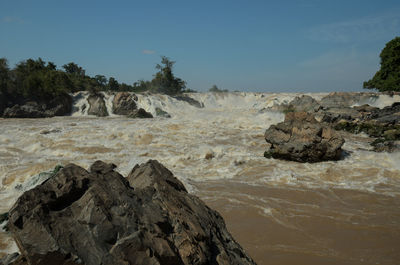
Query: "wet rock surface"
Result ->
[[128, 108, 153, 118], [87, 93, 108, 117], [155, 107, 171, 118], [264, 112, 345, 162], [112, 92, 137, 115], [173, 95, 204, 108], [6, 160, 255, 265]]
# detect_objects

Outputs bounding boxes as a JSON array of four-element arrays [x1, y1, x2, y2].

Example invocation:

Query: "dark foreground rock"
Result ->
[[128, 108, 153, 118], [112, 92, 138, 115], [264, 112, 345, 162], [2, 94, 72, 118], [6, 160, 255, 265], [87, 93, 108, 117]]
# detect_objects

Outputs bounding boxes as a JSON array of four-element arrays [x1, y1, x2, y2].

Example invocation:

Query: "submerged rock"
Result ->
[[87, 93, 108, 117], [173, 95, 204, 108], [112, 92, 137, 115], [264, 112, 345, 162], [7, 160, 255, 265], [155, 107, 171, 118], [128, 108, 153, 118]]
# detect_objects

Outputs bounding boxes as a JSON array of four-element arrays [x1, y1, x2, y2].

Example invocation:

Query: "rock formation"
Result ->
[[87, 93, 108, 117], [128, 108, 153, 118], [2, 94, 72, 118], [173, 95, 204, 108], [264, 112, 345, 162], [6, 160, 255, 265], [112, 92, 138, 115], [155, 107, 171, 118]]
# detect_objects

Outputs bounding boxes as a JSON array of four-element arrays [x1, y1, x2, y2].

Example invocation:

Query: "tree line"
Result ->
[[0, 56, 190, 103]]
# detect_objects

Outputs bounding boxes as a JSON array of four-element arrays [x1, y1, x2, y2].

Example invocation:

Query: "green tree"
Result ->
[[94, 75, 107, 87], [108, 77, 120, 91], [209, 84, 228, 93], [63, 62, 85, 77], [150, 56, 186, 95], [364, 36, 400, 92], [0, 58, 9, 93]]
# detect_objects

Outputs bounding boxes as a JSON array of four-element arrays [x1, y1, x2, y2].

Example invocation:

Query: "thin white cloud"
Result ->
[[2, 16, 24, 24], [142, 49, 156, 55], [307, 13, 400, 43]]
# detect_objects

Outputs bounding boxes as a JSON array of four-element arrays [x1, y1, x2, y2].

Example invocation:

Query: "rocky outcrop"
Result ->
[[319, 92, 375, 109], [287, 95, 321, 112], [112, 92, 137, 115], [264, 112, 345, 162], [333, 102, 400, 137], [173, 95, 204, 108], [87, 93, 108, 117], [128, 108, 153, 118], [2, 94, 72, 118], [261, 95, 321, 113], [7, 160, 255, 265]]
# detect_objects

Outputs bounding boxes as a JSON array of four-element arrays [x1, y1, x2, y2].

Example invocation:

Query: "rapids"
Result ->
[[1, 92, 400, 264]]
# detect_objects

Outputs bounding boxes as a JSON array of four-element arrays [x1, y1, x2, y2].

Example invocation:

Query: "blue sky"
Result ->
[[1, 0, 400, 92]]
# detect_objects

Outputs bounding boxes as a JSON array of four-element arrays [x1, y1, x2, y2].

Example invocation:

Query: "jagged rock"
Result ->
[[0, 253, 26, 265], [369, 102, 400, 124], [7, 160, 255, 265], [264, 112, 345, 162], [173, 95, 204, 108], [155, 107, 171, 118], [286, 95, 321, 112], [319, 107, 362, 123], [2, 94, 72, 118], [371, 139, 400, 152], [333, 102, 400, 139], [128, 108, 153, 118], [112, 92, 137, 115], [87, 93, 108, 117], [319, 92, 375, 109]]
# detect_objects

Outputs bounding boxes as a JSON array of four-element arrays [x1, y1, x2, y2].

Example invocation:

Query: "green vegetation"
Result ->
[[0, 56, 190, 106], [364, 36, 400, 92], [133, 56, 188, 95], [209, 85, 228, 93]]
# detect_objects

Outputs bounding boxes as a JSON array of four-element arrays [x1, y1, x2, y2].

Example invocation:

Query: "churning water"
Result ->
[[1, 92, 400, 264]]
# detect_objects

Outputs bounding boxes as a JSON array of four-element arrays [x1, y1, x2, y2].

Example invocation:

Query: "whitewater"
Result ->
[[1, 92, 400, 264]]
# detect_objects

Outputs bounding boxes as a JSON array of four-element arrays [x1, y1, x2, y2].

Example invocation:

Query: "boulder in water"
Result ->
[[7, 160, 256, 265], [264, 112, 345, 162], [155, 107, 171, 118], [88, 93, 108, 117], [128, 108, 153, 118], [173, 95, 204, 108], [112, 92, 137, 115]]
